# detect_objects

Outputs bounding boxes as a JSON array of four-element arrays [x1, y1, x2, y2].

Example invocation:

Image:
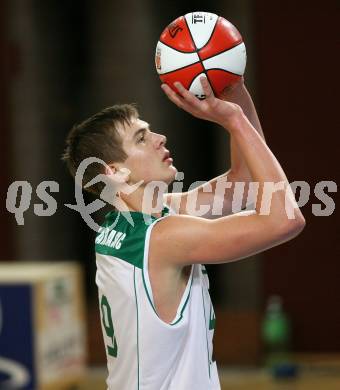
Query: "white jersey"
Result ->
[[95, 206, 220, 390]]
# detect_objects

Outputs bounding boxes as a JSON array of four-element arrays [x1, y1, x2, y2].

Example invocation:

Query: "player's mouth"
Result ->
[[162, 150, 173, 164]]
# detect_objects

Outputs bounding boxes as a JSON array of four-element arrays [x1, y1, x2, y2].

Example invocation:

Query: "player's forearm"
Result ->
[[187, 86, 266, 215], [226, 84, 264, 139], [225, 110, 304, 223], [229, 113, 279, 183], [222, 83, 264, 179]]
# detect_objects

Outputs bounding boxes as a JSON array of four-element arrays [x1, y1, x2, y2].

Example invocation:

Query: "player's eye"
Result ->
[[137, 128, 150, 144], [137, 134, 146, 143]]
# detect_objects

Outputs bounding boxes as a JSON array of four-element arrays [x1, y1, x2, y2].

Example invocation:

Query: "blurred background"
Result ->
[[0, 0, 339, 389]]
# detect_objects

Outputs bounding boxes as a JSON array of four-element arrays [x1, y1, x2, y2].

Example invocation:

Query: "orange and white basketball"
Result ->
[[155, 11, 246, 98]]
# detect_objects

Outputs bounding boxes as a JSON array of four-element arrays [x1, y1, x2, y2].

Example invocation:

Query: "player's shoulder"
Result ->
[[150, 212, 211, 245], [96, 209, 150, 241], [148, 213, 213, 268], [95, 209, 155, 268]]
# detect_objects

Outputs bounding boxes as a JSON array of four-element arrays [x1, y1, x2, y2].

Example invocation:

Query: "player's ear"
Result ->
[[105, 163, 116, 176], [105, 163, 130, 184]]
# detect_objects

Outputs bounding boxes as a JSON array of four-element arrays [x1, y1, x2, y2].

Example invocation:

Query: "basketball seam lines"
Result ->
[[160, 16, 243, 93], [158, 38, 244, 72], [158, 61, 202, 76], [183, 16, 217, 95], [202, 41, 244, 63], [197, 16, 220, 53], [203, 67, 242, 77], [159, 38, 196, 54]]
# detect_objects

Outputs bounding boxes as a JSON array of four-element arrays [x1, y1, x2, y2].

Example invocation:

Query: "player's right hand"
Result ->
[[161, 76, 244, 129]]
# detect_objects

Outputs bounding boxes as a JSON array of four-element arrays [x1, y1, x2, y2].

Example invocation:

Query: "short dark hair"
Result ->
[[62, 104, 139, 195]]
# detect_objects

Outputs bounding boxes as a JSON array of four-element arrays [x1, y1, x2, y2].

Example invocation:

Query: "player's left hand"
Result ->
[[161, 76, 242, 128], [218, 76, 245, 100]]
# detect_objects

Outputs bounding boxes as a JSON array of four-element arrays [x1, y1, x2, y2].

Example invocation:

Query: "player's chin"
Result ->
[[165, 165, 177, 184]]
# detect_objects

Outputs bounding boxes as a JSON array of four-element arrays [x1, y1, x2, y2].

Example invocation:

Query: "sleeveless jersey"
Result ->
[[95, 205, 221, 390]]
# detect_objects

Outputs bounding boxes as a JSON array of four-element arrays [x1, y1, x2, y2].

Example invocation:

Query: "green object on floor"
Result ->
[[262, 295, 297, 379]]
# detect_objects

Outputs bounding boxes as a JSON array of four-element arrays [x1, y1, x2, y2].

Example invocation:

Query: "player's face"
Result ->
[[117, 118, 177, 185]]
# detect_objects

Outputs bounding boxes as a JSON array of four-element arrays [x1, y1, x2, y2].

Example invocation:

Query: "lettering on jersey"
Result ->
[[95, 227, 126, 249]]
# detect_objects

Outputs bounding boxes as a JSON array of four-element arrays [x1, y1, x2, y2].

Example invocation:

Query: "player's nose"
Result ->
[[153, 132, 167, 149]]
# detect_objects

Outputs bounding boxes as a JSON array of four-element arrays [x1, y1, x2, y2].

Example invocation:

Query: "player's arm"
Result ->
[[220, 78, 265, 179], [164, 79, 265, 217], [152, 79, 305, 265]]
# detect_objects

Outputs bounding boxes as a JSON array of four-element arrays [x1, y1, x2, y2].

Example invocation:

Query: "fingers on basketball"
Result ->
[[199, 76, 214, 99], [174, 82, 198, 104], [161, 83, 184, 108]]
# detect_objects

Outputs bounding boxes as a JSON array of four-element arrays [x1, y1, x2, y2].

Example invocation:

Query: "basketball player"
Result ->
[[62, 77, 305, 389]]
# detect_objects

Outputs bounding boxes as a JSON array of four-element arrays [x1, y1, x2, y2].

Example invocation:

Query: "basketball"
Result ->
[[155, 11, 247, 98]]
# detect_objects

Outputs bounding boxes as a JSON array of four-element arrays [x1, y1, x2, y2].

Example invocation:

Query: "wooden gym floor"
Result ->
[[79, 354, 340, 390]]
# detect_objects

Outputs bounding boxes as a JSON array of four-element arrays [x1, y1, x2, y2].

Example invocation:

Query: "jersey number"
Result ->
[[100, 295, 118, 357]]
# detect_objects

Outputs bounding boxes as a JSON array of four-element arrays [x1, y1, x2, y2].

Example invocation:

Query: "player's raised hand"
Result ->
[[161, 76, 243, 128]]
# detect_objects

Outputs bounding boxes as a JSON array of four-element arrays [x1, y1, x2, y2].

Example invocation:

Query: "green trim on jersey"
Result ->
[[201, 286, 211, 378], [95, 206, 170, 269], [141, 270, 157, 314], [140, 213, 195, 326], [209, 304, 216, 330], [96, 205, 194, 326], [142, 262, 194, 326], [133, 267, 140, 390], [170, 273, 194, 325]]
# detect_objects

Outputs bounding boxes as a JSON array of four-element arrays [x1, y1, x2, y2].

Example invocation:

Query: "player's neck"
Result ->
[[119, 185, 166, 218]]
